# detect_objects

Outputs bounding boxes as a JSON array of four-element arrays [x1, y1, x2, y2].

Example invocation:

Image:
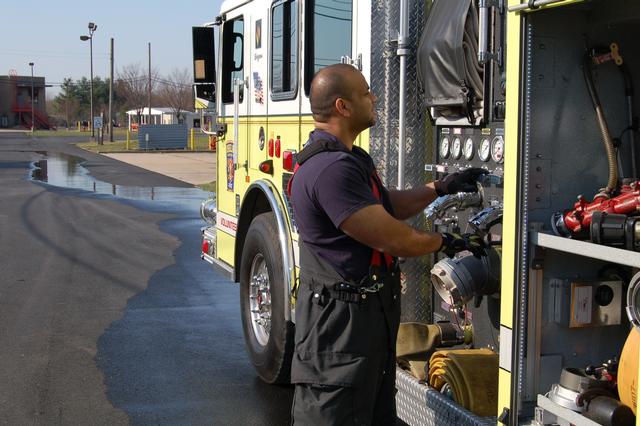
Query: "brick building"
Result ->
[[0, 74, 48, 129]]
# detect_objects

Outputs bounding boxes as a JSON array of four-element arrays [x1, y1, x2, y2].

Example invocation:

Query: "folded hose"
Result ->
[[397, 323, 443, 357], [618, 328, 639, 415], [428, 349, 499, 417], [396, 323, 444, 381]]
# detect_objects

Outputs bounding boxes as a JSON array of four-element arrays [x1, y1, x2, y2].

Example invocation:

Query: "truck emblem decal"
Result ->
[[255, 19, 262, 49], [226, 141, 235, 191]]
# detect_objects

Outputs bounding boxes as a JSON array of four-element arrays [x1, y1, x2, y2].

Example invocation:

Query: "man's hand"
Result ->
[[439, 232, 488, 258], [434, 168, 488, 196]]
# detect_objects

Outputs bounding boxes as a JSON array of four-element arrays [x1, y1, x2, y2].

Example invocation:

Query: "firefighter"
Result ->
[[289, 63, 487, 425]]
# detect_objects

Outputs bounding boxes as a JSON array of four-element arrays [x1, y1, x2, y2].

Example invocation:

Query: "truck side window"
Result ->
[[304, 0, 352, 96], [271, 0, 298, 99], [222, 17, 245, 104]]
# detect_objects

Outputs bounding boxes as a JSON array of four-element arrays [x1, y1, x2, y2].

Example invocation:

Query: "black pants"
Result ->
[[290, 283, 400, 425], [291, 353, 397, 425]]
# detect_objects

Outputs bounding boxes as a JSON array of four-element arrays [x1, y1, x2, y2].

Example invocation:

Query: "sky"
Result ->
[[0, 0, 224, 97]]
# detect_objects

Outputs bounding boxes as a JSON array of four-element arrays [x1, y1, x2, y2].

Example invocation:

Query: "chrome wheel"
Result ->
[[249, 253, 272, 346]]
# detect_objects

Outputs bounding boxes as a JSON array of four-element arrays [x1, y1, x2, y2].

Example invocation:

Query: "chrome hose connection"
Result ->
[[469, 203, 503, 234], [430, 247, 501, 307], [424, 191, 483, 221], [200, 198, 217, 225]]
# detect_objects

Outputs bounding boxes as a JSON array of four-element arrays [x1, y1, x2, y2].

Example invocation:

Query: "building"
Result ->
[[0, 74, 49, 129], [125, 107, 198, 130]]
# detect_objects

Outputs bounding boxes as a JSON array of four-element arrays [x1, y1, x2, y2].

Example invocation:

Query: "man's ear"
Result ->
[[335, 97, 351, 117]]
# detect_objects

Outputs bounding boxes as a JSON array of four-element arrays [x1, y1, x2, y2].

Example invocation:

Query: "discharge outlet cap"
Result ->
[[430, 248, 500, 306]]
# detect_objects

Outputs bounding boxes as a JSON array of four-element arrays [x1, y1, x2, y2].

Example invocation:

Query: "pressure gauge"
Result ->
[[478, 138, 491, 162], [440, 137, 450, 159], [451, 137, 462, 160], [464, 137, 475, 160], [491, 136, 505, 164]]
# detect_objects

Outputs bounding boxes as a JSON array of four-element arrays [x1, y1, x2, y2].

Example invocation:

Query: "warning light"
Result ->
[[259, 159, 274, 175], [268, 138, 274, 157], [283, 150, 297, 172], [275, 136, 281, 158]]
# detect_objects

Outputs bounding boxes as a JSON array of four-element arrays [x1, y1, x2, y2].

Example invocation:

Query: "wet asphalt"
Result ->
[[0, 133, 293, 425]]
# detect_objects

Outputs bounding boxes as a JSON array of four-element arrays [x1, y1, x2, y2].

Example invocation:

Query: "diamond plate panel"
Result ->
[[370, 0, 433, 323], [396, 368, 497, 426]]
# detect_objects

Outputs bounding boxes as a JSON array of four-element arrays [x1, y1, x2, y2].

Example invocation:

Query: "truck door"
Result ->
[[266, 0, 301, 167], [246, 7, 269, 172], [300, 0, 356, 144], [352, 0, 370, 149], [218, 12, 247, 215]]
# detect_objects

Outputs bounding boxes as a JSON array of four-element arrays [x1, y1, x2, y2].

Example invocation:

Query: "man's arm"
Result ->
[[340, 204, 443, 257], [387, 168, 489, 220], [387, 183, 439, 220]]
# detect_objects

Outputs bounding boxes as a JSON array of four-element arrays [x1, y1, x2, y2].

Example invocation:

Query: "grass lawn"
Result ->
[[34, 128, 131, 138], [196, 182, 216, 193]]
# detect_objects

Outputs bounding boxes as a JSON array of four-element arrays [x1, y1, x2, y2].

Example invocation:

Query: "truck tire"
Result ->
[[239, 212, 294, 384]]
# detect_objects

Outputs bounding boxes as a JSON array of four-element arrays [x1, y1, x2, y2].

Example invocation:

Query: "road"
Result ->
[[0, 133, 293, 425]]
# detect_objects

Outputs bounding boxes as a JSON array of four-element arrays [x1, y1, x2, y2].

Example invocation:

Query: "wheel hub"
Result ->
[[249, 254, 272, 346]]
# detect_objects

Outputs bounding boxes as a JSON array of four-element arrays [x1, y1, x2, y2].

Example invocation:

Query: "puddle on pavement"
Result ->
[[30, 152, 211, 206]]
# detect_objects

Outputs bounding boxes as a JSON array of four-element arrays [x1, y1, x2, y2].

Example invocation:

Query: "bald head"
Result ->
[[310, 64, 361, 123]]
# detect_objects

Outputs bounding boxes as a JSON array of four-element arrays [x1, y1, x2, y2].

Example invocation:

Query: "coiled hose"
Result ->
[[583, 54, 618, 193]]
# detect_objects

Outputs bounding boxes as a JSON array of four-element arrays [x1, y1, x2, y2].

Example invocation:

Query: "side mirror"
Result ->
[[192, 27, 216, 103]]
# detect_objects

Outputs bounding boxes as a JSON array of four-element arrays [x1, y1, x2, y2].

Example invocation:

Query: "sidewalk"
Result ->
[[105, 152, 216, 185]]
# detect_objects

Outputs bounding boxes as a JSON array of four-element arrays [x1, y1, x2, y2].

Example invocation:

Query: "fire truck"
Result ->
[[194, 0, 640, 424]]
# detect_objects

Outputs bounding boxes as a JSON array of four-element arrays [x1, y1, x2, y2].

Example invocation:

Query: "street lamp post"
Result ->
[[29, 62, 34, 133], [80, 22, 97, 139]]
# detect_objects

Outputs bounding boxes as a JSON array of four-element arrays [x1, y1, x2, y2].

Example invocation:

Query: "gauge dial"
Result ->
[[478, 138, 491, 162], [464, 137, 474, 160], [440, 137, 450, 159], [451, 137, 462, 160], [491, 136, 505, 164]]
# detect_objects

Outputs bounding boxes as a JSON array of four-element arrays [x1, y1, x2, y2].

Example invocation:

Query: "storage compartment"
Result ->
[[521, 1, 640, 423]]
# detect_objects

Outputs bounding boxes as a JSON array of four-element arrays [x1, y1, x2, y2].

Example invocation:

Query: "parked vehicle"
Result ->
[[195, 0, 640, 424]]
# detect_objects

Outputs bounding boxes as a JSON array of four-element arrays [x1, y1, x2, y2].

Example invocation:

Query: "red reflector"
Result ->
[[259, 160, 273, 174], [268, 138, 274, 157], [202, 240, 209, 254], [283, 150, 295, 172], [275, 137, 281, 158]]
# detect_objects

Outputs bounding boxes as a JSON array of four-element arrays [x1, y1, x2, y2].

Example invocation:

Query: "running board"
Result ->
[[202, 252, 235, 281]]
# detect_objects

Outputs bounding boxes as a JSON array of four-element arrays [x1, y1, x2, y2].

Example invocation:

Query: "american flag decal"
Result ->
[[253, 72, 264, 105]]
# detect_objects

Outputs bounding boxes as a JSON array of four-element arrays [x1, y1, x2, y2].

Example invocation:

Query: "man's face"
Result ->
[[345, 71, 377, 131]]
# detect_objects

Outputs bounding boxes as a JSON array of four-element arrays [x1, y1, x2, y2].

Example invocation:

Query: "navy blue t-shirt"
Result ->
[[290, 130, 394, 281]]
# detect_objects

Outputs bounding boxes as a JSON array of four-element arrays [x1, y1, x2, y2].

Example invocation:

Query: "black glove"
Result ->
[[434, 168, 488, 196], [439, 232, 488, 259]]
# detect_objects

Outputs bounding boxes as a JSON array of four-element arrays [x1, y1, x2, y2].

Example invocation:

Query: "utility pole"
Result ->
[[29, 62, 34, 133], [80, 22, 97, 139], [109, 37, 114, 142], [148, 42, 152, 126]]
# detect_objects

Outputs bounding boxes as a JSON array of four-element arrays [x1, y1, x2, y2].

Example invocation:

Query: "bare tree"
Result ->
[[157, 68, 193, 124], [116, 63, 158, 127]]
